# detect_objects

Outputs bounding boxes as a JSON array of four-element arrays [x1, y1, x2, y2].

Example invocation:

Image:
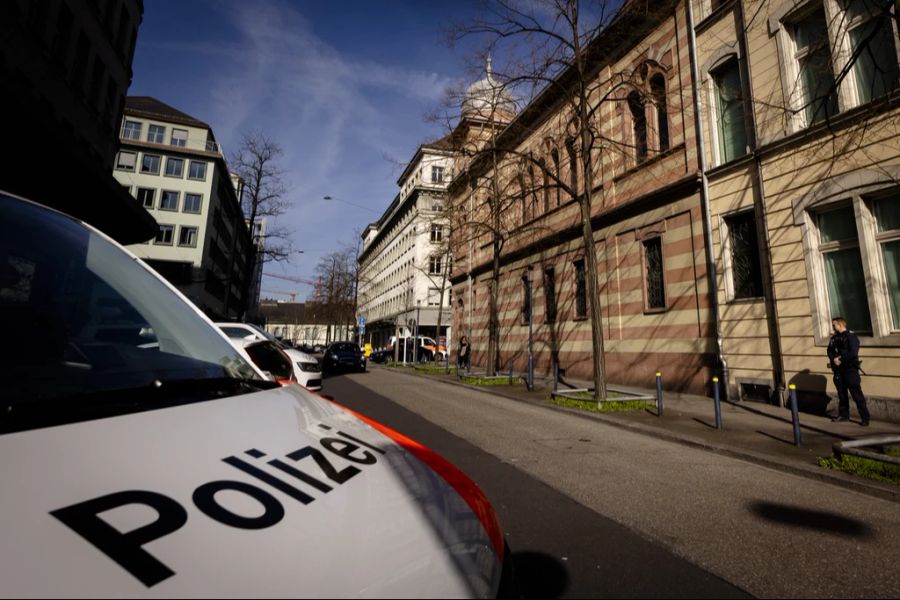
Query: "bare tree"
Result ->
[[230, 132, 295, 317], [445, 0, 656, 398], [314, 248, 356, 342]]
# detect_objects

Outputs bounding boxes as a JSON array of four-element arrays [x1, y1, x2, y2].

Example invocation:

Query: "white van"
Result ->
[[0, 192, 514, 597]]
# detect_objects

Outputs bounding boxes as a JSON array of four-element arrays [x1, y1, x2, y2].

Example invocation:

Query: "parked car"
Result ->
[[323, 341, 367, 373], [236, 339, 296, 386], [369, 348, 392, 364], [216, 322, 322, 391], [0, 190, 514, 597]]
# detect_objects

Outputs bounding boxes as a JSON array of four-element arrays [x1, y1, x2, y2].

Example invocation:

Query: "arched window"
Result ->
[[628, 91, 648, 164], [565, 138, 578, 198], [550, 147, 561, 207], [651, 73, 669, 152], [540, 158, 549, 212], [518, 171, 527, 224]]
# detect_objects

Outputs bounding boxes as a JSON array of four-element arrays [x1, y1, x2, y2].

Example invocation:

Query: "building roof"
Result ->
[[125, 96, 211, 130]]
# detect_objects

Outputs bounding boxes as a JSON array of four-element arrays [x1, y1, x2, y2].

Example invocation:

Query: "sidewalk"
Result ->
[[378, 364, 900, 503]]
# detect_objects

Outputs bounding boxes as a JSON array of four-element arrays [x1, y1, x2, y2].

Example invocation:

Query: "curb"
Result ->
[[380, 366, 900, 504]]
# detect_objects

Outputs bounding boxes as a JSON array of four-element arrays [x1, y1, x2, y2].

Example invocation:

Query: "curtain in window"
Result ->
[[850, 14, 900, 104], [795, 8, 837, 124], [881, 240, 900, 330], [823, 248, 872, 332], [713, 62, 747, 163]]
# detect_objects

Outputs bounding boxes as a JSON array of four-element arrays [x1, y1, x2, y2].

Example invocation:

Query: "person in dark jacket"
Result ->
[[827, 317, 870, 426], [457, 336, 470, 370]]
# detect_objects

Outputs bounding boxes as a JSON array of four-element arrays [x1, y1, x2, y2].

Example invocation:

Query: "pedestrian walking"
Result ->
[[457, 336, 470, 370], [827, 317, 870, 426]]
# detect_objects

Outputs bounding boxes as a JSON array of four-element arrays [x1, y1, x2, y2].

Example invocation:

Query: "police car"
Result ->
[[0, 192, 514, 597]]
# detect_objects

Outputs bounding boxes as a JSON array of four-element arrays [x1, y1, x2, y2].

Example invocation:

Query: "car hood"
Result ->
[[284, 348, 317, 363], [0, 386, 502, 597]]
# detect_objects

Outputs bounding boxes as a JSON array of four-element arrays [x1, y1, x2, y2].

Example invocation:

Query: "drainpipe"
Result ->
[[686, 0, 729, 399], [733, 0, 787, 404]]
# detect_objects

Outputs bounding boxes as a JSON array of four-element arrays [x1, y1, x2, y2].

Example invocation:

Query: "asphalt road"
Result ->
[[322, 367, 900, 599]]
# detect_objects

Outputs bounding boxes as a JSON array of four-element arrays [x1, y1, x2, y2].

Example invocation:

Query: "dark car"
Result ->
[[323, 341, 366, 373]]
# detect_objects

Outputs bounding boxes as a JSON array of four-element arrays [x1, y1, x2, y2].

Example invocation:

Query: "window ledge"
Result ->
[[726, 296, 764, 305], [813, 332, 900, 348], [613, 143, 686, 184], [643, 307, 668, 315], [572, 316, 588, 322]]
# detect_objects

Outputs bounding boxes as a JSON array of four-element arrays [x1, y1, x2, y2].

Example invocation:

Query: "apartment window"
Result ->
[[170, 128, 188, 147], [431, 166, 444, 183], [712, 59, 747, 164], [115, 151, 136, 171], [165, 157, 184, 178], [723, 211, 764, 300], [429, 256, 442, 275], [650, 74, 670, 152], [574, 259, 587, 318], [428, 288, 441, 306], [430, 224, 443, 242], [643, 237, 667, 310], [122, 120, 141, 140], [183, 193, 202, 213], [544, 267, 557, 323], [846, 0, 900, 104], [188, 160, 207, 180], [155, 224, 174, 245], [875, 195, 900, 330], [790, 7, 838, 126], [628, 92, 648, 164], [147, 124, 165, 143], [804, 189, 900, 335], [775, 0, 900, 127], [178, 226, 198, 247], [136, 187, 155, 209], [159, 190, 179, 211], [141, 154, 160, 174], [817, 205, 872, 332]]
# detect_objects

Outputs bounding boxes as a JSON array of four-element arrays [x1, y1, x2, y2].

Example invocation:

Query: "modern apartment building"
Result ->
[[0, 0, 156, 243], [357, 139, 456, 351], [112, 96, 254, 320]]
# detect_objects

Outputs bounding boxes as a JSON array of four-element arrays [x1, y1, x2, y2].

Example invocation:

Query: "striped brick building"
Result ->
[[448, 0, 720, 395]]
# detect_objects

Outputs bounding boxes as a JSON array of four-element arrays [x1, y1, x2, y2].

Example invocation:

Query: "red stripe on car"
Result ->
[[331, 401, 504, 560]]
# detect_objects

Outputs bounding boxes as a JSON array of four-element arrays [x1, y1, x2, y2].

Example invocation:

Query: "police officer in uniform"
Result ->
[[827, 317, 870, 426]]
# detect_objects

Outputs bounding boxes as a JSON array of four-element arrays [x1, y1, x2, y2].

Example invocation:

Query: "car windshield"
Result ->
[[0, 195, 265, 430], [331, 343, 360, 353]]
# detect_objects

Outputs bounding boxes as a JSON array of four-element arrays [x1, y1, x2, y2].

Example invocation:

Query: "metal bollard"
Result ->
[[788, 384, 802, 446], [508, 359, 513, 385], [445, 352, 450, 375], [713, 376, 723, 430], [656, 372, 664, 417]]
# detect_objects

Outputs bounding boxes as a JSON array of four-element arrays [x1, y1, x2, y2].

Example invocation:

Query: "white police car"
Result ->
[[0, 192, 514, 597]]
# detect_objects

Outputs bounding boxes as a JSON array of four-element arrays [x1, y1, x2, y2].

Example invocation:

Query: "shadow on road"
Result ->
[[511, 552, 568, 599], [748, 501, 875, 539]]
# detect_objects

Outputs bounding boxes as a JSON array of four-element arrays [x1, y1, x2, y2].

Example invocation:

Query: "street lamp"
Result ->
[[522, 267, 534, 391]]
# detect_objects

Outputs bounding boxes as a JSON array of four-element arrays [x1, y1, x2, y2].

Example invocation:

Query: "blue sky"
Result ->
[[129, 1, 481, 298]]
